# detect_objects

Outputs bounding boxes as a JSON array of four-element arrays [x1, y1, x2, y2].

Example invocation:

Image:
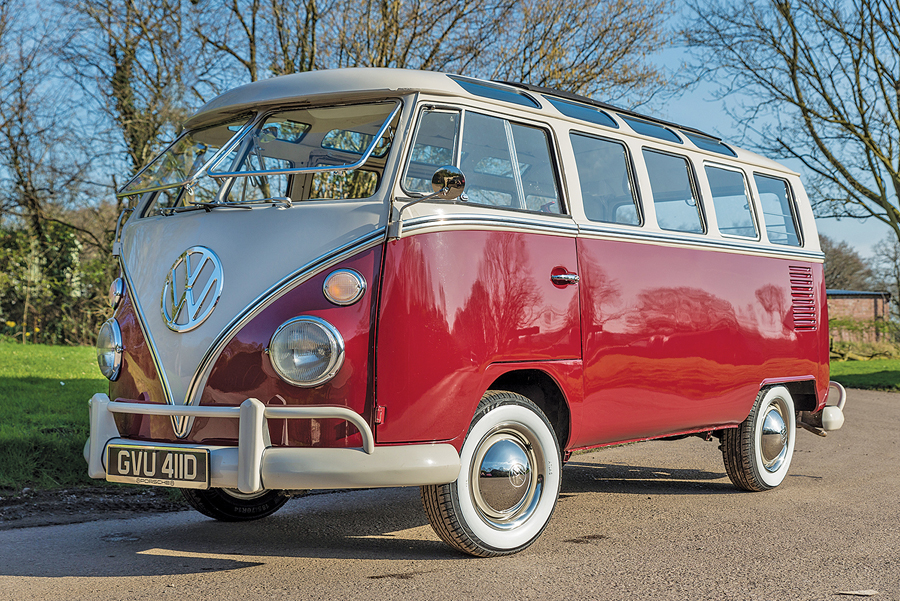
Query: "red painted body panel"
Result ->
[[112, 248, 381, 448], [109, 292, 174, 440], [375, 229, 581, 444], [192, 247, 382, 447], [572, 237, 825, 447]]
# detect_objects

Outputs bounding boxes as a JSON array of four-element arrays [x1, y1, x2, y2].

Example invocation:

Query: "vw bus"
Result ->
[[86, 68, 846, 557]]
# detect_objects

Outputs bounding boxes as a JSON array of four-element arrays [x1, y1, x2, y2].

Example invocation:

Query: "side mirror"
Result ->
[[388, 166, 468, 240], [431, 165, 466, 200]]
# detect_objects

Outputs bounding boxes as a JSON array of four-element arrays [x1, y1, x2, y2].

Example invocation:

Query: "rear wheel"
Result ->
[[181, 488, 291, 521], [722, 385, 796, 491], [421, 390, 562, 557]]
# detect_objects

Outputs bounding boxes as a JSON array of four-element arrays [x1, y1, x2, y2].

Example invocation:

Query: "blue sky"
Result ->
[[650, 40, 892, 261]]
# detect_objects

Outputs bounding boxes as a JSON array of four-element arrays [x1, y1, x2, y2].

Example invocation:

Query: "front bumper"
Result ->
[[85, 394, 461, 494]]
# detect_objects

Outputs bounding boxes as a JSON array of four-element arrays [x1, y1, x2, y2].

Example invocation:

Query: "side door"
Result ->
[[375, 104, 581, 444]]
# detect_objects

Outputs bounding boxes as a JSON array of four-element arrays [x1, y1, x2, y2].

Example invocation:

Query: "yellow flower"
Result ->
[[5, 321, 14, 328], [25, 332, 31, 337], [34, 327, 40, 333]]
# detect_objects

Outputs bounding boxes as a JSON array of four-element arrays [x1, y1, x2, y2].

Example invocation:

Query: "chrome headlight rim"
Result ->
[[323, 269, 367, 306], [96, 318, 124, 381], [268, 316, 345, 388]]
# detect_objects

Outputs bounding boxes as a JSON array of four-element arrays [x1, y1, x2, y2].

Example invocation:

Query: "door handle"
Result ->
[[550, 273, 579, 286]]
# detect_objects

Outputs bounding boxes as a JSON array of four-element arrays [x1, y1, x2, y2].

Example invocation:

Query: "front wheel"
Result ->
[[421, 390, 562, 557], [722, 385, 796, 491], [181, 488, 291, 521]]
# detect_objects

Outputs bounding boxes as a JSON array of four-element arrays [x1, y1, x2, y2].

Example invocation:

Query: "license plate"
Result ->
[[106, 445, 209, 489]]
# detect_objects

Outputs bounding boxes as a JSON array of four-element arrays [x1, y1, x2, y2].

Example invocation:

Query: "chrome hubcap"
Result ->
[[760, 403, 788, 472], [470, 427, 543, 529]]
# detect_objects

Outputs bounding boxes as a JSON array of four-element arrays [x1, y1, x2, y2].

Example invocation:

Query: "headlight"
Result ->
[[268, 316, 344, 387], [96, 318, 123, 380]]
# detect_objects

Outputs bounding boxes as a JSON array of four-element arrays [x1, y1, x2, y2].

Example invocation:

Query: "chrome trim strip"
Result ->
[[182, 228, 386, 412], [399, 213, 823, 261], [577, 223, 825, 262], [401, 213, 579, 236], [118, 256, 176, 408]]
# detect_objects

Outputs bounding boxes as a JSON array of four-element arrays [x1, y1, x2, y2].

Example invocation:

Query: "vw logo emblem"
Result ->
[[161, 246, 224, 332], [508, 463, 528, 488]]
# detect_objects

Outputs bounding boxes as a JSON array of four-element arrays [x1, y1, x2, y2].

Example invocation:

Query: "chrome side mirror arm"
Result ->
[[388, 166, 466, 240]]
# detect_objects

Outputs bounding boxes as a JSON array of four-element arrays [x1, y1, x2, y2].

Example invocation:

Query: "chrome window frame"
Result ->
[[116, 118, 258, 198], [400, 102, 569, 216]]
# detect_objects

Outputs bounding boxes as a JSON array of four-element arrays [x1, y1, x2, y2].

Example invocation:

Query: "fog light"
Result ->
[[268, 316, 344, 387], [96, 318, 123, 380], [323, 269, 366, 306]]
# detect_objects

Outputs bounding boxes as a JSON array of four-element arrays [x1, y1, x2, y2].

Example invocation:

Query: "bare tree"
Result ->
[[873, 234, 900, 320], [484, 0, 672, 101], [189, 0, 674, 105], [820, 234, 874, 290], [58, 0, 190, 175], [686, 0, 900, 245]]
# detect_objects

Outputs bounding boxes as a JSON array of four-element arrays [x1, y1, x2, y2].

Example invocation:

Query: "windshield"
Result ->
[[130, 101, 401, 216], [119, 117, 251, 197]]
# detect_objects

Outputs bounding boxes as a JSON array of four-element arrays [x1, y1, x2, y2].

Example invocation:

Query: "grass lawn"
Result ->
[[829, 358, 900, 392], [0, 342, 107, 490]]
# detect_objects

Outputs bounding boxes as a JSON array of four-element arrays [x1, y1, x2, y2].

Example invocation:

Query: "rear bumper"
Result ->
[[85, 394, 460, 493]]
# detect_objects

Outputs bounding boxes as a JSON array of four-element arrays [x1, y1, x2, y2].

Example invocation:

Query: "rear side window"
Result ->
[[754, 174, 801, 246], [570, 133, 640, 225], [642, 149, 704, 234], [705, 165, 757, 238]]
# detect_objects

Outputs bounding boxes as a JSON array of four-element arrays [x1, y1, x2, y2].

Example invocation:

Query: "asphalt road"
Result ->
[[0, 389, 897, 601]]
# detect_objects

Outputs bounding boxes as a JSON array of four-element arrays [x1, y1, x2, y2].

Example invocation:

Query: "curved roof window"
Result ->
[[449, 76, 540, 109], [621, 115, 682, 144], [547, 97, 617, 129], [684, 132, 737, 157]]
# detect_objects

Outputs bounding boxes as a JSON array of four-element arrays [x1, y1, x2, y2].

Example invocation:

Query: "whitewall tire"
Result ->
[[722, 385, 796, 491], [421, 390, 562, 557]]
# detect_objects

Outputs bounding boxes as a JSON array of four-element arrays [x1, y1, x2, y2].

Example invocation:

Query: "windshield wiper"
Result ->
[[158, 197, 293, 215]]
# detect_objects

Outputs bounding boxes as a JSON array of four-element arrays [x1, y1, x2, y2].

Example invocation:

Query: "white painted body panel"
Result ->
[[120, 200, 385, 409]]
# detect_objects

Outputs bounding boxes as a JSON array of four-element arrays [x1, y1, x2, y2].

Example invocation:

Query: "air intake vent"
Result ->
[[789, 265, 816, 331]]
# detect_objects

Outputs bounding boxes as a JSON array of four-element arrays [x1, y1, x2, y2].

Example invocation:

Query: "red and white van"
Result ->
[[86, 68, 846, 557]]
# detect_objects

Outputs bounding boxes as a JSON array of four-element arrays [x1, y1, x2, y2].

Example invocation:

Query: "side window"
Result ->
[[570, 133, 640, 225], [461, 112, 518, 208], [460, 113, 561, 213], [509, 123, 561, 213], [705, 165, 757, 238], [403, 108, 562, 214], [460, 112, 560, 213], [754, 174, 801, 246], [403, 109, 459, 194], [642, 149, 704, 234]]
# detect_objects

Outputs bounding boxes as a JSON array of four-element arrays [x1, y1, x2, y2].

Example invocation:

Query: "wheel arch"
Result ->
[[487, 369, 571, 451], [761, 378, 818, 411]]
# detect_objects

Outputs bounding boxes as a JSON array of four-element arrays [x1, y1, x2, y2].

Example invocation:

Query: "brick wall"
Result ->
[[827, 295, 890, 343]]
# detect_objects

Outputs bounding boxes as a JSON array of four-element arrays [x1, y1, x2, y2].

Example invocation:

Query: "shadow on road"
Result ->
[[0, 455, 748, 578]]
